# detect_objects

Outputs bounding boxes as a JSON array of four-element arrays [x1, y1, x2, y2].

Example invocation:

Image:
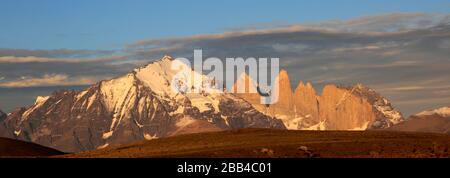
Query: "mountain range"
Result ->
[[0, 56, 448, 152], [0, 56, 284, 152], [232, 71, 404, 130]]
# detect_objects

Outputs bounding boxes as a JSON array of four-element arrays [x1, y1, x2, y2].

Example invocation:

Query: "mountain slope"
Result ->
[[389, 106, 450, 134], [233, 73, 404, 130], [0, 137, 63, 157], [61, 129, 450, 158], [0, 56, 285, 152]]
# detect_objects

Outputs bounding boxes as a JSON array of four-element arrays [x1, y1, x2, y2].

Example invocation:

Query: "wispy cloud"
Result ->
[[0, 55, 140, 88], [0, 48, 115, 58], [0, 55, 128, 63], [0, 74, 99, 88]]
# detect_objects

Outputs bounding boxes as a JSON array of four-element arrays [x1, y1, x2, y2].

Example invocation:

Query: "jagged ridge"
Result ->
[[0, 56, 285, 152], [233, 72, 405, 130]]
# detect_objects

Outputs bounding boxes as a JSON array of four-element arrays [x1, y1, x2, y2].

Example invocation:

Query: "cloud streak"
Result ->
[[0, 55, 128, 63], [0, 74, 99, 88], [0, 48, 115, 58]]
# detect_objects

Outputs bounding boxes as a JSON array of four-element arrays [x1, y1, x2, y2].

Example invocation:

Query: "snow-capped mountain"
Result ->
[[341, 84, 404, 129], [233, 72, 404, 130], [388, 106, 450, 134], [0, 56, 285, 152], [416, 106, 450, 117]]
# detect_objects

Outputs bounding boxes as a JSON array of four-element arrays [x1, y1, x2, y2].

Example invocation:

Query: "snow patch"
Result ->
[[86, 93, 97, 109], [134, 119, 144, 128], [21, 96, 50, 120], [169, 105, 185, 116], [304, 120, 327, 130], [176, 117, 196, 128], [97, 143, 109, 149], [102, 131, 113, 139], [76, 90, 88, 101], [144, 133, 158, 140], [416, 106, 450, 117], [221, 115, 229, 126], [373, 99, 403, 125], [349, 121, 370, 130], [14, 129, 21, 136], [278, 115, 304, 130], [35, 96, 50, 105]]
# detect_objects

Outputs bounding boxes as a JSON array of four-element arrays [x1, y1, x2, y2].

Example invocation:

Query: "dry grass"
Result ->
[[60, 129, 450, 158]]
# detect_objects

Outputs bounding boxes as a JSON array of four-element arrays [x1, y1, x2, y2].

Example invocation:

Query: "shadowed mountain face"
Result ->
[[389, 106, 450, 134], [233, 72, 404, 130], [0, 56, 285, 152], [0, 109, 5, 121], [0, 110, 7, 137]]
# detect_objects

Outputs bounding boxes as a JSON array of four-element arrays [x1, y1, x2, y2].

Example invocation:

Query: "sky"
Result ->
[[0, 0, 450, 116], [1, 0, 449, 49]]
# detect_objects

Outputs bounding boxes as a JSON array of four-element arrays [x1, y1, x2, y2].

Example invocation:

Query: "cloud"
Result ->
[[332, 45, 381, 52], [0, 74, 99, 88], [272, 43, 311, 53], [0, 55, 141, 88], [310, 13, 450, 33], [0, 48, 115, 58], [126, 13, 450, 51], [0, 55, 129, 63]]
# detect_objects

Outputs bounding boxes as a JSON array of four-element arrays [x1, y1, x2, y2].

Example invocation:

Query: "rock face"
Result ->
[[0, 109, 8, 137], [0, 56, 285, 152], [270, 70, 294, 116], [317, 85, 375, 130], [389, 106, 450, 134], [294, 82, 320, 129], [233, 72, 404, 130], [0, 109, 5, 122]]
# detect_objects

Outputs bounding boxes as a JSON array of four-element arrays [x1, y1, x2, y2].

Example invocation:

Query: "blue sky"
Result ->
[[1, 0, 449, 50]]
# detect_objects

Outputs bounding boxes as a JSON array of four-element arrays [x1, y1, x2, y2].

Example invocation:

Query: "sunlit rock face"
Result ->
[[233, 71, 404, 130]]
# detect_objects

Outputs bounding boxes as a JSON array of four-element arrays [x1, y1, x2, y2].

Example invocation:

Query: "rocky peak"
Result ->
[[0, 56, 285, 152], [295, 81, 317, 96], [232, 71, 404, 130], [319, 84, 376, 130], [232, 72, 258, 93], [162, 55, 174, 61], [294, 81, 319, 127], [271, 69, 294, 112], [341, 84, 404, 128]]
